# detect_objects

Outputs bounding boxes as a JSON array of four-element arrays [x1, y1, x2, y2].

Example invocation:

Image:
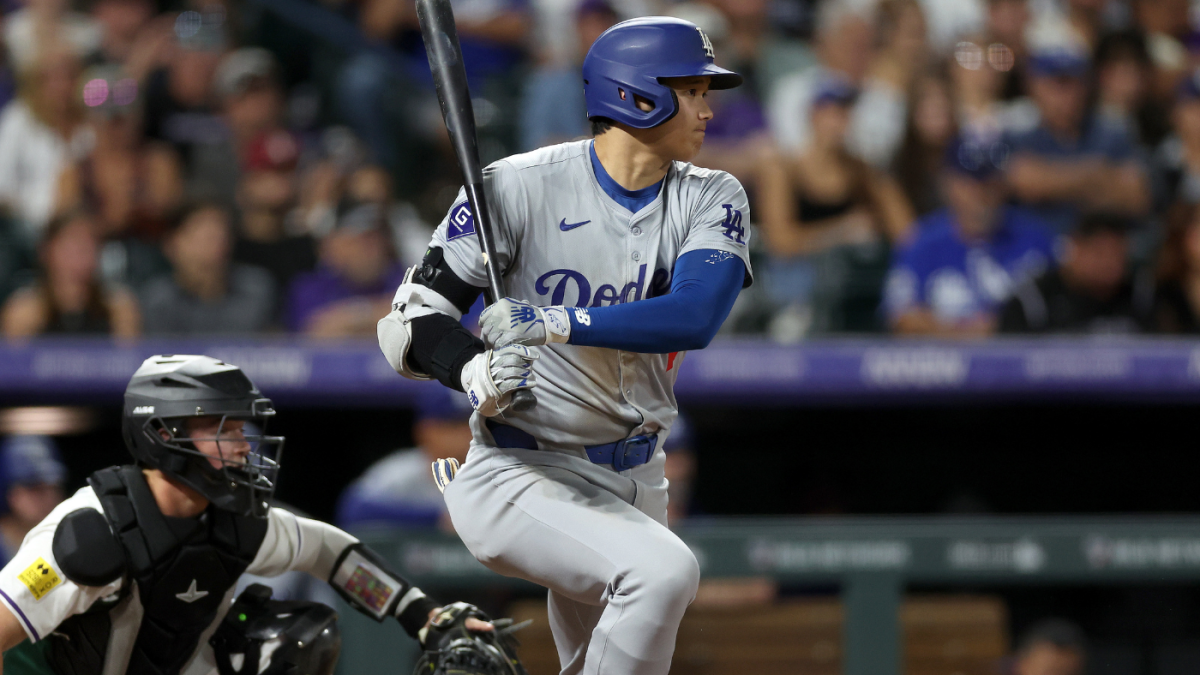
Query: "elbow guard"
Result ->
[[378, 248, 485, 382], [328, 543, 440, 638]]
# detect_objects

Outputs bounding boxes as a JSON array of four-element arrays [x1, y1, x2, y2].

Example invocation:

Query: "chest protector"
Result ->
[[47, 466, 268, 675]]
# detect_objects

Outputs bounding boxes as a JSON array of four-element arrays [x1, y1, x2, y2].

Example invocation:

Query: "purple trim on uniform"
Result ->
[[0, 588, 39, 641]]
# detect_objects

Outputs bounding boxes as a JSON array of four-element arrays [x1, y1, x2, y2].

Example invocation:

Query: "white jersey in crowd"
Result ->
[[429, 139, 752, 453], [0, 486, 357, 675]]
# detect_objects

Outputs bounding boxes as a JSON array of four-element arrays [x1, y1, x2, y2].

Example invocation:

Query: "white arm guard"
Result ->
[[377, 264, 466, 381]]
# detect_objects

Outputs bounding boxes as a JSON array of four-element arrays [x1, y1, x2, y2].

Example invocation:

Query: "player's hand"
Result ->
[[480, 298, 571, 348], [459, 345, 538, 417], [420, 605, 494, 649]]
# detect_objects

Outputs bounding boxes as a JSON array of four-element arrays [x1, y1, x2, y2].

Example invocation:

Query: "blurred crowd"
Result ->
[[2, 0, 1200, 340]]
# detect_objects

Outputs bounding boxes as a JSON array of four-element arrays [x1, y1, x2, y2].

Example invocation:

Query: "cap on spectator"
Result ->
[[1028, 46, 1090, 78], [415, 386, 473, 423], [0, 436, 66, 492], [215, 47, 278, 100], [812, 74, 859, 108], [944, 135, 1010, 180], [1073, 212, 1132, 238], [242, 129, 300, 172], [333, 199, 386, 235], [663, 414, 692, 453]]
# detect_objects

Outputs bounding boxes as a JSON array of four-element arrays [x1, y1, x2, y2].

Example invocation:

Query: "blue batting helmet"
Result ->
[[583, 17, 743, 129]]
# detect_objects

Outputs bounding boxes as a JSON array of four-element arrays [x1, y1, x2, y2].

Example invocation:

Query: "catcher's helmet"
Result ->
[[582, 16, 743, 129], [122, 355, 284, 517], [210, 584, 341, 675]]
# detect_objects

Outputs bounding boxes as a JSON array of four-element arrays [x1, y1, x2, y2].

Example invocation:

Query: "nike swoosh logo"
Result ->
[[559, 218, 591, 231]]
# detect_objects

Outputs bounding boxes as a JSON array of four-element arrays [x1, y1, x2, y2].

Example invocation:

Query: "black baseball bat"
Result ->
[[416, 0, 536, 412]]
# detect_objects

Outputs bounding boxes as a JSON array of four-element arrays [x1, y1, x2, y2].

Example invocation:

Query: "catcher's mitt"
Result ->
[[414, 602, 529, 675]]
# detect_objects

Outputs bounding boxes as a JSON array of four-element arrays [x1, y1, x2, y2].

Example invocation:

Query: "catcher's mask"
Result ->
[[210, 584, 341, 675], [123, 355, 285, 517], [415, 603, 529, 675]]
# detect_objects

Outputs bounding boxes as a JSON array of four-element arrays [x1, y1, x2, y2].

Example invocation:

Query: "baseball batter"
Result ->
[[377, 17, 751, 675]]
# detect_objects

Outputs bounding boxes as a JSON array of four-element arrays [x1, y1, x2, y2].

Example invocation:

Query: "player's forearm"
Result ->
[[568, 250, 744, 353], [406, 313, 485, 391]]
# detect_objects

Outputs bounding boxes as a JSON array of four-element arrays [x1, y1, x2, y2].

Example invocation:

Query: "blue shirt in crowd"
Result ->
[[885, 206, 1056, 323], [1005, 115, 1140, 235]]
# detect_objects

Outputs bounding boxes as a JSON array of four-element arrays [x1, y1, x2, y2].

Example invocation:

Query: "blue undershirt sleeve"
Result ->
[[567, 249, 745, 353]]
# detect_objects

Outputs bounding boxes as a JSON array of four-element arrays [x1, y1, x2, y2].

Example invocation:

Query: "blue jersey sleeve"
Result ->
[[566, 249, 745, 353]]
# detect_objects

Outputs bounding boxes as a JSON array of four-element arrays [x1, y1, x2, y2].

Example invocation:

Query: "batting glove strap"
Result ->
[[541, 306, 571, 344]]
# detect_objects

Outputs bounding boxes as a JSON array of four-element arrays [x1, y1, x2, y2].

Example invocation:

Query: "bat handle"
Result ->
[[510, 388, 537, 412]]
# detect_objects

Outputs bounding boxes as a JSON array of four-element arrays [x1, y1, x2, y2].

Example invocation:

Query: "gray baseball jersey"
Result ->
[[429, 139, 752, 454]]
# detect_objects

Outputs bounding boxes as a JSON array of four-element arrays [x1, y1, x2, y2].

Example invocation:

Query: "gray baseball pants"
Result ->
[[442, 444, 699, 675]]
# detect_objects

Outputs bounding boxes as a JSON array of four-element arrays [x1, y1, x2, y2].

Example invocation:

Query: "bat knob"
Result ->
[[510, 389, 537, 412]]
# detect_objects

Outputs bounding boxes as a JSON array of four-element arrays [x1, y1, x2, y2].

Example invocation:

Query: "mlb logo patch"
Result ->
[[447, 202, 475, 241]]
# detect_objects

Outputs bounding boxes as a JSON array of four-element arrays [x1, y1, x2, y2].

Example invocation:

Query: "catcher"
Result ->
[[0, 354, 524, 675]]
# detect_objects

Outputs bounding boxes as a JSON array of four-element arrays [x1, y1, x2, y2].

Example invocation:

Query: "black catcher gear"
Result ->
[[414, 603, 528, 675], [122, 354, 284, 517], [211, 584, 342, 675]]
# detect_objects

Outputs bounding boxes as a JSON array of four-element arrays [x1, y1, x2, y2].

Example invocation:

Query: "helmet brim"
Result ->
[[653, 64, 743, 90]]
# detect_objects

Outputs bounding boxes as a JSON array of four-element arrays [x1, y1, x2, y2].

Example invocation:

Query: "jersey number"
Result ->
[[720, 205, 745, 245]]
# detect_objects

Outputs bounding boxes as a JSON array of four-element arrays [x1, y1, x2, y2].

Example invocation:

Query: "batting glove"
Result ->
[[431, 457, 459, 493], [459, 345, 538, 417], [480, 298, 571, 348]]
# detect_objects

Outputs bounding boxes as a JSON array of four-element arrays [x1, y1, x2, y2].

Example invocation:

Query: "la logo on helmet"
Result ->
[[697, 27, 714, 59]]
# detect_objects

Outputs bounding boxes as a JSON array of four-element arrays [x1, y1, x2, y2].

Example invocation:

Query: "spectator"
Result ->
[[519, 0, 618, 152], [3, 0, 102, 73], [140, 11, 227, 168], [1, 210, 139, 338], [986, 0, 1031, 101], [188, 48, 286, 210], [56, 64, 184, 241], [91, 0, 155, 62], [895, 71, 957, 215], [0, 214, 34, 307], [340, 164, 433, 270], [336, 385, 472, 530], [1012, 618, 1086, 675], [950, 35, 1019, 139], [0, 435, 65, 565], [1000, 213, 1155, 333], [682, 2, 771, 188], [1093, 30, 1158, 144], [140, 202, 275, 335], [1151, 67, 1200, 212], [0, 50, 92, 237], [757, 74, 914, 336], [768, 0, 922, 169], [233, 128, 318, 297], [663, 414, 696, 525], [1005, 44, 1150, 236], [286, 198, 405, 337], [886, 136, 1054, 337], [1152, 202, 1200, 332], [339, 0, 530, 178]]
